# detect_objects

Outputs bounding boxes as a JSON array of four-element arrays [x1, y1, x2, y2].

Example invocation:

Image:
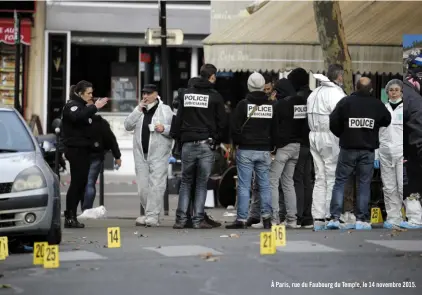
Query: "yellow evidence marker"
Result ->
[[43, 245, 60, 269], [272, 225, 286, 247], [260, 232, 276, 255], [0, 237, 9, 258], [107, 227, 121, 248], [370, 207, 383, 224], [33, 242, 48, 265], [0, 237, 9, 260]]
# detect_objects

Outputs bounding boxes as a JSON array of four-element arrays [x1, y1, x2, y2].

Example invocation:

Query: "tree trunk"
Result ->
[[314, 1, 355, 213], [313, 1, 353, 95]]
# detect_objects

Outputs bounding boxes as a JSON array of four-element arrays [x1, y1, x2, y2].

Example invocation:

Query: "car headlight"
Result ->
[[12, 166, 47, 192]]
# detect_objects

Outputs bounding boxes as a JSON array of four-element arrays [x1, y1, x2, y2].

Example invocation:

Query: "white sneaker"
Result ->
[[286, 222, 301, 229], [251, 222, 264, 229], [135, 216, 146, 226]]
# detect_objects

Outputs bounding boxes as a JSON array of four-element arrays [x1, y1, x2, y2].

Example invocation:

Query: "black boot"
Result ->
[[64, 210, 85, 228]]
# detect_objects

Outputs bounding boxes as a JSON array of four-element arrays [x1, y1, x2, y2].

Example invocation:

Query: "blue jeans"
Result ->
[[330, 149, 374, 222], [176, 142, 214, 225], [237, 149, 272, 221], [82, 158, 103, 211]]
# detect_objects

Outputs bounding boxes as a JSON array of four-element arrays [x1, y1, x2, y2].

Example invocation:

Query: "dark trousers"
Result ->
[[405, 154, 422, 197], [82, 158, 103, 211], [330, 149, 374, 222], [65, 147, 91, 214], [294, 146, 314, 225], [176, 142, 214, 225]]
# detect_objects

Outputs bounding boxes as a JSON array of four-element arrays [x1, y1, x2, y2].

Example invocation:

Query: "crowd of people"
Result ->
[[59, 57, 422, 231]]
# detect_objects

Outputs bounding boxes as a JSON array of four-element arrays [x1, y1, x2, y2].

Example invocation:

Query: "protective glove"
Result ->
[[374, 159, 380, 169], [169, 156, 177, 164]]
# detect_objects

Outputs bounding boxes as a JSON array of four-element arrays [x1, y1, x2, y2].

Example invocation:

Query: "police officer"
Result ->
[[61, 80, 108, 228], [327, 77, 391, 230], [171, 64, 227, 229]]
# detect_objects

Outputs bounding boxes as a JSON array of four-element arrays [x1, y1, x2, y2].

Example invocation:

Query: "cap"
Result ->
[[247, 72, 265, 92], [142, 84, 158, 93]]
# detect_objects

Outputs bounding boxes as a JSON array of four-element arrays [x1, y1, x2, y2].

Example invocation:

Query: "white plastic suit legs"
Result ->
[[309, 131, 340, 220]]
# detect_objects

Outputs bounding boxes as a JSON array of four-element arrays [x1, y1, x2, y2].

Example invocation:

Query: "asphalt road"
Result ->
[[0, 218, 421, 295]]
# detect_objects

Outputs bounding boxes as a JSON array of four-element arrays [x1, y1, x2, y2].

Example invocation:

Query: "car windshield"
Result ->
[[0, 110, 35, 152]]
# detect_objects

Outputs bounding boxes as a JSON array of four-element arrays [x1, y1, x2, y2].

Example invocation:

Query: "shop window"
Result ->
[[70, 44, 139, 113]]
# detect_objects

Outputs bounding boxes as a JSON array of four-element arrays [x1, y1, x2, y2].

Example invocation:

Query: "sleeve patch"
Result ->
[[70, 106, 78, 112]]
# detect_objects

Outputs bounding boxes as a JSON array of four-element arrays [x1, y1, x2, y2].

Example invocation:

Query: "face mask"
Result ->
[[389, 98, 402, 104]]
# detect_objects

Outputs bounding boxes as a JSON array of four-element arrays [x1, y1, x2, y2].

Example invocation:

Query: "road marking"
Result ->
[[366, 240, 422, 252], [143, 245, 223, 257], [253, 241, 343, 252], [59, 250, 108, 261], [60, 192, 138, 196]]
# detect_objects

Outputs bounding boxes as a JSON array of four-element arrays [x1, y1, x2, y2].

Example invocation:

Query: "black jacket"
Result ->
[[231, 91, 275, 151], [61, 93, 98, 148], [273, 94, 308, 148], [329, 91, 391, 150], [90, 114, 121, 160], [297, 86, 312, 147], [404, 79, 422, 160], [170, 77, 227, 143]]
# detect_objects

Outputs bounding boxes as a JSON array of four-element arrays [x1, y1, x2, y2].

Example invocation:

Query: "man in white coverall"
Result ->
[[306, 64, 346, 231], [124, 84, 174, 227], [377, 79, 420, 229]]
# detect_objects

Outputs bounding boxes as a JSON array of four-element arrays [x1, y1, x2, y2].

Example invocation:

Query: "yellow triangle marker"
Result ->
[[370, 207, 383, 224]]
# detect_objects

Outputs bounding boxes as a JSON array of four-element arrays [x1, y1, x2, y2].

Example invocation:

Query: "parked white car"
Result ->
[[0, 105, 61, 245]]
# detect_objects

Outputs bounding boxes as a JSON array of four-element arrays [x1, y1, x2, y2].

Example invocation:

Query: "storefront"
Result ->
[[0, 2, 34, 118], [44, 0, 210, 173]]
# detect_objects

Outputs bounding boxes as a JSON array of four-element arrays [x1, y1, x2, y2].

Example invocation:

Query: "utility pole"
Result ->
[[159, 0, 169, 105], [14, 10, 22, 115]]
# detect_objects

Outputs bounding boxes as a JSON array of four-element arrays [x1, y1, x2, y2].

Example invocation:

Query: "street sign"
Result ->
[[145, 28, 184, 46]]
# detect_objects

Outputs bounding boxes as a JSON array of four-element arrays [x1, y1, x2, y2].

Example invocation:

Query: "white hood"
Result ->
[[0, 152, 37, 183]]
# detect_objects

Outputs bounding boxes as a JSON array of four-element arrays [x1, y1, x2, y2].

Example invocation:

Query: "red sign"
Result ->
[[0, 19, 31, 46], [140, 53, 151, 63]]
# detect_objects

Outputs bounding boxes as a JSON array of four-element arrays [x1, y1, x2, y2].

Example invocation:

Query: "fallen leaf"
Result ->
[[205, 257, 220, 262], [134, 231, 138, 235], [0, 284, 11, 289], [347, 231, 352, 234], [229, 234, 240, 238], [200, 252, 214, 259]]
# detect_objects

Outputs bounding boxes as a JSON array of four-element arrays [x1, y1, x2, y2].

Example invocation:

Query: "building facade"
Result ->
[[26, 0, 211, 174]]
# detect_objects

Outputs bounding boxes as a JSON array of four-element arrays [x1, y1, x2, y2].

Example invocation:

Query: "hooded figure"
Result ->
[[124, 84, 174, 227], [377, 79, 415, 228], [306, 65, 346, 231]]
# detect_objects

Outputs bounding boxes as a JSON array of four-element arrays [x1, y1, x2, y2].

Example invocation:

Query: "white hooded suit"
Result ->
[[307, 74, 346, 221], [124, 98, 174, 224]]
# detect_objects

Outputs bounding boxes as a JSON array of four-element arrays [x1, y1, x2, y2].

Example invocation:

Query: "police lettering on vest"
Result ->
[[184, 94, 209, 108], [348, 118, 375, 129], [247, 104, 272, 118], [293, 105, 307, 119]]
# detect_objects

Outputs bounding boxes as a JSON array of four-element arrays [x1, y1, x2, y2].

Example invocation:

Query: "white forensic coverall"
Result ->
[[124, 98, 174, 225], [307, 74, 346, 221], [377, 102, 403, 226]]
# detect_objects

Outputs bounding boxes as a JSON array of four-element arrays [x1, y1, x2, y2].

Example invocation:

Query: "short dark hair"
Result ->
[[74, 80, 93, 95], [263, 74, 273, 85], [327, 64, 344, 82], [69, 85, 76, 97], [200, 64, 217, 79], [356, 78, 373, 93]]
